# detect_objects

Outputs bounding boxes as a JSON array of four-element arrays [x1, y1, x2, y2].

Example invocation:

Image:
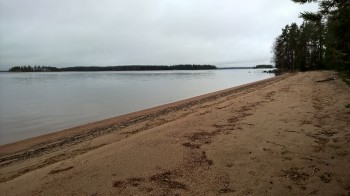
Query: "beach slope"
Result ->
[[1, 71, 350, 195]]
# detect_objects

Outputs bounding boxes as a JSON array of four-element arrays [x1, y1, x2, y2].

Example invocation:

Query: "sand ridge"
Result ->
[[0, 71, 349, 195]]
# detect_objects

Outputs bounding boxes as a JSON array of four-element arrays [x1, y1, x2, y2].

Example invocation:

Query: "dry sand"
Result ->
[[0, 71, 349, 195]]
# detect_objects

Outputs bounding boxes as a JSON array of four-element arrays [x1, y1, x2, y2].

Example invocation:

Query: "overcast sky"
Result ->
[[0, 0, 318, 70]]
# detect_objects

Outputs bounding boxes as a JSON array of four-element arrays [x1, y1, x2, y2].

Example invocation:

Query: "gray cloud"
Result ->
[[0, 0, 318, 70]]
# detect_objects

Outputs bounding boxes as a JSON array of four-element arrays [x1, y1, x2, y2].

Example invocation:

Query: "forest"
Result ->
[[9, 65, 60, 72], [254, 65, 274, 69], [272, 0, 349, 79], [9, 64, 217, 72]]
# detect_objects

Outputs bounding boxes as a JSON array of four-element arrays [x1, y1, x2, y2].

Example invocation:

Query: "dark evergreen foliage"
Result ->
[[254, 65, 274, 69], [273, 0, 350, 76], [9, 65, 60, 72]]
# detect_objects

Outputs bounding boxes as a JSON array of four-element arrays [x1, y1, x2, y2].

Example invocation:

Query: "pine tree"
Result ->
[[291, 0, 350, 73]]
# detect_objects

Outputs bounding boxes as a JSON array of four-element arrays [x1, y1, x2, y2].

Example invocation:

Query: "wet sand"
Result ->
[[0, 71, 349, 195]]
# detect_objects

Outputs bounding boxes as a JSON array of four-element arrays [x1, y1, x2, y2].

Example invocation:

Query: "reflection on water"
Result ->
[[0, 69, 273, 144]]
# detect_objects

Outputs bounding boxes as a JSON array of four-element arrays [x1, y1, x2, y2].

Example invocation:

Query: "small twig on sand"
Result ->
[[316, 77, 336, 82]]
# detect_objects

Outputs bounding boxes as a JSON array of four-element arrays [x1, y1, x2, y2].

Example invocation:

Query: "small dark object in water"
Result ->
[[263, 69, 277, 74], [316, 77, 336, 82]]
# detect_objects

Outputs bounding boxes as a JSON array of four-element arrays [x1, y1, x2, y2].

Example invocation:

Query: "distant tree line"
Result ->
[[60, 64, 217, 71], [254, 65, 274, 69], [8, 64, 217, 72], [272, 0, 349, 76], [9, 65, 60, 72]]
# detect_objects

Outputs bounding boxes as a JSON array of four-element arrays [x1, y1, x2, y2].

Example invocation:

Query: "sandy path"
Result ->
[[0, 71, 349, 195]]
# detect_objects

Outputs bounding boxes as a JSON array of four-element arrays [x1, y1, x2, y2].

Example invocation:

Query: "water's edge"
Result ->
[[0, 70, 274, 144]]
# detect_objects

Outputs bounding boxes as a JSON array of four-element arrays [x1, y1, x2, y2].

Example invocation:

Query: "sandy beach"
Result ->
[[0, 71, 349, 195]]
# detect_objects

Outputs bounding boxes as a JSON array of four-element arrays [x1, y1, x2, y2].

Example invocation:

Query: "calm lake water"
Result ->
[[0, 69, 273, 144]]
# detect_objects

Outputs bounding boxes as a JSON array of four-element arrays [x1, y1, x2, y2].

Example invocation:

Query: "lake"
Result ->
[[0, 69, 274, 144]]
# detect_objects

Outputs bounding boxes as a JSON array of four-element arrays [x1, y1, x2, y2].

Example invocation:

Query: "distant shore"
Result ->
[[5, 64, 275, 72], [1, 71, 349, 195], [8, 64, 217, 72]]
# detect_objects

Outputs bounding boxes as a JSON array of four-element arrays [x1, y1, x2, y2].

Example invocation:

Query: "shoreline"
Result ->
[[0, 69, 273, 146], [0, 73, 286, 155], [1, 71, 349, 195]]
